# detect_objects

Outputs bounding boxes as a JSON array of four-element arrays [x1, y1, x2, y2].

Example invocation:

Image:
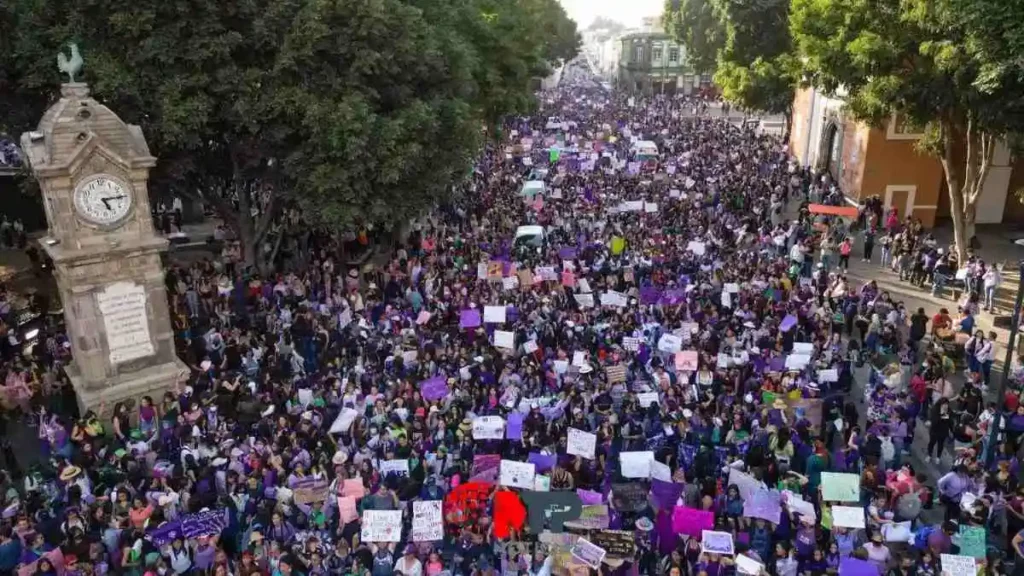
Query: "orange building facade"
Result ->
[[788, 87, 1020, 228]]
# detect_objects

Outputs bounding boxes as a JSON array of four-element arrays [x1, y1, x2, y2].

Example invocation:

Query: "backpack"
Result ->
[[913, 524, 936, 550]]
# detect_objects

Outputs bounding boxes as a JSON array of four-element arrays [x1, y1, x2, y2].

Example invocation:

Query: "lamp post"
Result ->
[[986, 259, 1024, 466]]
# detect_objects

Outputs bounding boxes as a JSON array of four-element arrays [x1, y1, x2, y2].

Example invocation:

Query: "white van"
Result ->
[[514, 225, 545, 248]]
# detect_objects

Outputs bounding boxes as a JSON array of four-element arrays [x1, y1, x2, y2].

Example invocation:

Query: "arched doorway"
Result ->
[[816, 119, 843, 181]]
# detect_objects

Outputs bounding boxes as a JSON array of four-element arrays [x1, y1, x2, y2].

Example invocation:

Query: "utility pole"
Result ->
[[987, 259, 1024, 466]]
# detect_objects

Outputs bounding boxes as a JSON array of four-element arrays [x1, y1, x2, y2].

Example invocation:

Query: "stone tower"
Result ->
[[20, 82, 185, 413]]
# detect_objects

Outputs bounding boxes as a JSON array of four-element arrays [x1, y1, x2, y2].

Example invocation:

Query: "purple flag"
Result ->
[[506, 412, 524, 440], [528, 452, 556, 473], [780, 314, 798, 332], [146, 520, 183, 546], [577, 489, 604, 505], [460, 309, 482, 329], [640, 286, 661, 305], [419, 375, 449, 401], [181, 509, 227, 539], [839, 558, 880, 576], [558, 247, 578, 260], [650, 479, 684, 510], [768, 355, 787, 372], [659, 289, 686, 306]]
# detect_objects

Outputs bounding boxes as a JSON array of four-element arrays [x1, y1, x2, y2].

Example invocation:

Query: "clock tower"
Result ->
[[20, 75, 186, 413]]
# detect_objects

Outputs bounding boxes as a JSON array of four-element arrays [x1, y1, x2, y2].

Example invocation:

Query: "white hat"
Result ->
[[211, 457, 228, 467], [579, 364, 593, 374]]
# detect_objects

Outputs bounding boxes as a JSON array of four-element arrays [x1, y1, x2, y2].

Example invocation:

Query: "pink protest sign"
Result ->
[[675, 350, 699, 372], [672, 506, 714, 537]]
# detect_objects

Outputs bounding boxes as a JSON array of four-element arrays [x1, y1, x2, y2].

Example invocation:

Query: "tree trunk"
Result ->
[[938, 120, 970, 264], [782, 108, 792, 143], [937, 116, 995, 263]]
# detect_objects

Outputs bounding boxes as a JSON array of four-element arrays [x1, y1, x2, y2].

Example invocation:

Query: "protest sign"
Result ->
[[941, 555, 976, 576], [958, 526, 987, 559], [882, 521, 912, 543], [658, 334, 683, 353], [412, 501, 444, 541], [293, 479, 330, 504], [328, 408, 359, 434], [470, 454, 501, 483], [702, 530, 735, 555], [591, 530, 636, 558], [567, 428, 597, 459], [637, 392, 660, 408], [728, 468, 763, 501], [338, 496, 358, 523], [687, 241, 706, 256], [819, 369, 839, 382], [379, 459, 410, 477], [623, 337, 640, 351], [534, 475, 551, 491], [600, 290, 628, 308], [574, 293, 595, 308], [650, 460, 672, 482], [821, 473, 860, 502], [418, 376, 449, 402], [506, 412, 524, 440], [736, 555, 765, 576], [605, 364, 627, 383], [831, 505, 866, 529], [570, 538, 607, 569], [742, 489, 782, 523], [499, 460, 536, 489], [484, 306, 507, 324], [619, 451, 655, 478], [610, 483, 649, 513], [494, 330, 515, 350], [565, 505, 611, 530], [472, 416, 505, 440], [675, 350, 699, 371], [341, 478, 365, 499], [673, 506, 714, 536], [460, 309, 481, 329], [361, 510, 403, 542]]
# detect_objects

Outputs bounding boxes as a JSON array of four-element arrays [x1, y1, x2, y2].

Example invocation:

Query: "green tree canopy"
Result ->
[[664, 0, 798, 122], [4, 0, 578, 267], [790, 0, 1024, 260]]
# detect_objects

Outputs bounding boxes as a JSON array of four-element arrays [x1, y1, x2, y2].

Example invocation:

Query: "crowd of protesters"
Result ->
[[0, 60, 1021, 576]]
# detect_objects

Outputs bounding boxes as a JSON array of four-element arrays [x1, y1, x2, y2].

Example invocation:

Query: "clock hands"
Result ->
[[100, 195, 127, 211]]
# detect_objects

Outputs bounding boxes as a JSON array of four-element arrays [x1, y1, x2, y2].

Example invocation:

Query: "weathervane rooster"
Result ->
[[57, 43, 83, 83]]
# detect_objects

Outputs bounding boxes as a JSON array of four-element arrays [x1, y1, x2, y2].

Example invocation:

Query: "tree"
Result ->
[[790, 0, 1024, 262], [6, 0, 578, 269], [663, 0, 723, 75], [664, 0, 798, 131]]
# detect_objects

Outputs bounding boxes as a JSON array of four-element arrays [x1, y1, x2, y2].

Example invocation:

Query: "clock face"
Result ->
[[73, 174, 133, 225]]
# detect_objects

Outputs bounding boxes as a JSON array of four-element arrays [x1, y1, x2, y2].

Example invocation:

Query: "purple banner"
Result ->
[[528, 452, 556, 473], [470, 454, 501, 483], [419, 375, 449, 401], [558, 247, 578, 260], [640, 286, 661, 305], [506, 412, 524, 440], [460, 309, 482, 329], [659, 290, 686, 306], [839, 558, 880, 576], [577, 489, 604, 505], [182, 509, 226, 539], [650, 479, 684, 510], [780, 314, 798, 332]]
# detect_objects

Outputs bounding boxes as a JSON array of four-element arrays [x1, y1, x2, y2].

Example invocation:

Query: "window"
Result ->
[[886, 112, 926, 140], [652, 47, 663, 63], [669, 47, 679, 63], [634, 46, 644, 62]]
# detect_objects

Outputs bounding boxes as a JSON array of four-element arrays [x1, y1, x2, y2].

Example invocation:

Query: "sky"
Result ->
[[557, 0, 665, 29]]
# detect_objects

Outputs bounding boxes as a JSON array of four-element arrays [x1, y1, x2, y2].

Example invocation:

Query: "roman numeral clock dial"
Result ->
[[73, 174, 133, 226]]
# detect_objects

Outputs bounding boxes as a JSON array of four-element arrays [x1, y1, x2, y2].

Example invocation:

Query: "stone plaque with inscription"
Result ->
[[97, 282, 154, 364]]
